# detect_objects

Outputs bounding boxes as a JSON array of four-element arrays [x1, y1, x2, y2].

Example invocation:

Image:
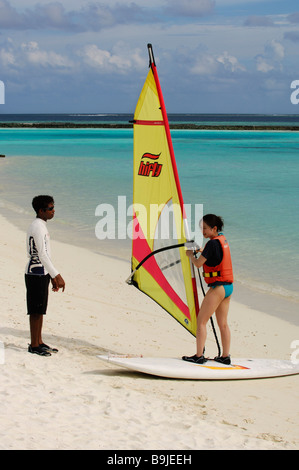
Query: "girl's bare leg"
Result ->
[[196, 286, 225, 356], [215, 295, 231, 357]]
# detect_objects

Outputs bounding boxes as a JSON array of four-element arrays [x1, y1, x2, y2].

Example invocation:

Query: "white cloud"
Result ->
[[80, 45, 126, 70], [78, 44, 146, 74], [217, 51, 246, 72], [21, 41, 73, 67], [266, 39, 284, 60], [255, 39, 285, 73], [256, 56, 274, 73], [191, 54, 218, 75], [0, 38, 74, 70], [191, 50, 245, 75], [0, 46, 15, 66], [0, 37, 16, 68]]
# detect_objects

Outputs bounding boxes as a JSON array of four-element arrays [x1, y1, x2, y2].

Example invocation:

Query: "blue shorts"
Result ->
[[211, 283, 233, 298]]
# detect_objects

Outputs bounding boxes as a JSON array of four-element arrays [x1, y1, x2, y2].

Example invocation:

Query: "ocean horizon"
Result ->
[[0, 112, 299, 127], [0, 114, 298, 321]]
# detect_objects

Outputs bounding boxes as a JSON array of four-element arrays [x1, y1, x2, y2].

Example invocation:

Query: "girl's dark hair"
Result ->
[[32, 195, 54, 214], [202, 214, 224, 232]]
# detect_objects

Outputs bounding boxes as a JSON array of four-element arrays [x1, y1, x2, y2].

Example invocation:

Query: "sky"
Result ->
[[0, 0, 299, 114]]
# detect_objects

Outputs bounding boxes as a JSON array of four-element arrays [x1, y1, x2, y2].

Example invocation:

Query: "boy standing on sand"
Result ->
[[25, 195, 65, 356]]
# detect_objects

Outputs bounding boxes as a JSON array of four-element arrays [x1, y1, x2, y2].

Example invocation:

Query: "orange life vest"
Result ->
[[202, 234, 233, 285]]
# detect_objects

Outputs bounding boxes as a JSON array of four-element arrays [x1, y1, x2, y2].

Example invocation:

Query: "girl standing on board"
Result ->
[[183, 214, 233, 365]]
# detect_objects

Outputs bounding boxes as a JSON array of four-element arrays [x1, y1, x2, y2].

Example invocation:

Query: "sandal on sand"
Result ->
[[28, 344, 51, 357], [40, 343, 58, 353]]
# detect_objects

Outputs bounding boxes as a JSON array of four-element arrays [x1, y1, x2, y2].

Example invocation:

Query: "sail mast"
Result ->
[[147, 44, 199, 317], [147, 44, 185, 216]]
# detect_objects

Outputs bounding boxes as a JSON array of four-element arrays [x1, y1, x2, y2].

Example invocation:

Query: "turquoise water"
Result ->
[[0, 127, 298, 302]]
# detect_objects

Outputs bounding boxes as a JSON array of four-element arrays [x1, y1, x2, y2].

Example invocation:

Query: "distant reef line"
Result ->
[[0, 122, 299, 131]]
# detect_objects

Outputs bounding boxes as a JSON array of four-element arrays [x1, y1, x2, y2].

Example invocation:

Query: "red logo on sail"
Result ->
[[142, 152, 160, 160], [138, 152, 163, 177]]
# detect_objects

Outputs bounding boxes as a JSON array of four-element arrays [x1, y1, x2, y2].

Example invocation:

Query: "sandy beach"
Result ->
[[0, 212, 298, 450]]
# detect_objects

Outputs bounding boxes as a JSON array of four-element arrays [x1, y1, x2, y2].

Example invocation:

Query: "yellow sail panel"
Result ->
[[130, 63, 198, 336], [133, 72, 183, 243], [134, 68, 161, 122]]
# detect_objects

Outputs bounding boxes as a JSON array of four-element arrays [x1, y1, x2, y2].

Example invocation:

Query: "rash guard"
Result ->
[[25, 218, 59, 278]]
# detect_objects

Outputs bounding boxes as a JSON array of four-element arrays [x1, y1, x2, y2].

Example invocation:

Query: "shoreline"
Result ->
[[0, 122, 299, 131], [0, 197, 298, 328], [0, 211, 298, 450]]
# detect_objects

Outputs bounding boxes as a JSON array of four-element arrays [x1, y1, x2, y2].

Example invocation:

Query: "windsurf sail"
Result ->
[[127, 44, 199, 336]]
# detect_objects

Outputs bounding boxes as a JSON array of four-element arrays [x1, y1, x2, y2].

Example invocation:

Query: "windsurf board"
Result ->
[[97, 355, 299, 380]]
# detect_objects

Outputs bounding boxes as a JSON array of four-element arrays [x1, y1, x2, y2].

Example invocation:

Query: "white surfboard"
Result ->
[[97, 354, 299, 380]]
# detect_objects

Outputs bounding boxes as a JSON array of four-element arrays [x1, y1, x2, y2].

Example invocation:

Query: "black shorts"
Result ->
[[25, 274, 50, 315]]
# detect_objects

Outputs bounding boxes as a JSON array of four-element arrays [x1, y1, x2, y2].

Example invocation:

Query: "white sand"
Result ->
[[0, 213, 298, 450]]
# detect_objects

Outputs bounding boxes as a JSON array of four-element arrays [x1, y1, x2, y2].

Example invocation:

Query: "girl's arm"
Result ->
[[186, 250, 207, 268]]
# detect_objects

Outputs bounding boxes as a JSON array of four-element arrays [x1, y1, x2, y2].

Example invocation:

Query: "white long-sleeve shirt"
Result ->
[[25, 218, 59, 278]]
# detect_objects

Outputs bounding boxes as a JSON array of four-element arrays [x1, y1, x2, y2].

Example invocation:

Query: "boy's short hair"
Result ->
[[32, 195, 54, 214]]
